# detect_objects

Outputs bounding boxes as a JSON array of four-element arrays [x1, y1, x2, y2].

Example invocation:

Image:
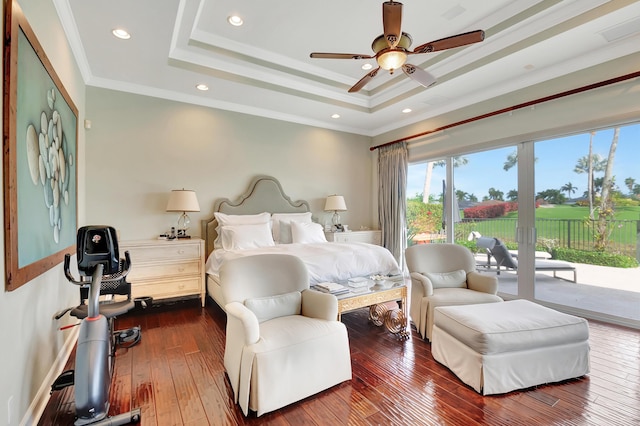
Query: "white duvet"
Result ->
[[206, 242, 401, 284]]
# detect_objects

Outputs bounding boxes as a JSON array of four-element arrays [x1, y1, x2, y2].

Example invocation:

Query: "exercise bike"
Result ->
[[52, 226, 142, 425]]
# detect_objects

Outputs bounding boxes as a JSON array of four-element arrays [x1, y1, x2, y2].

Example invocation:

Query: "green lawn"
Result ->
[[460, 204, 639, 255]]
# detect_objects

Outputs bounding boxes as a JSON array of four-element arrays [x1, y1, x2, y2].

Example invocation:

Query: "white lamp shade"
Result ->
[[166, 189, 200, 212], [324, 195, 347, 212]]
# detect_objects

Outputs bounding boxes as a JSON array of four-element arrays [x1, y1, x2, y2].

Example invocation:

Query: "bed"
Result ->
[[201, 175, 402, 309]]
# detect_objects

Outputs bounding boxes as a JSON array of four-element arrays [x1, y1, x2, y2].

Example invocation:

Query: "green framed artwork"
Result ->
[[3, 0, 78, 291]]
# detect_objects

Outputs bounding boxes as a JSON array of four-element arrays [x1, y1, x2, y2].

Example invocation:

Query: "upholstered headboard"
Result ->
[[201, 175, 310, 257]]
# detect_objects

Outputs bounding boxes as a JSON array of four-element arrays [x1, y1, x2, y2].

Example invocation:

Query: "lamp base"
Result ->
[[332, 211, 341, 226]]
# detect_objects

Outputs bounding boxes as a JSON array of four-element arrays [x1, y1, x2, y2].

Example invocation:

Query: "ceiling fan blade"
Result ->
[[413, 30, 485, 54], [402, 64, 436, 88], [310, 52, 374, 60], [348, 67, 380, 93], [383, 1, 403, 47]]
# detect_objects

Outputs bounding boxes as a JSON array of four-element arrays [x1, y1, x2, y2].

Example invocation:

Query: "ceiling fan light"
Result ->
[[377, 50, 407, 71]]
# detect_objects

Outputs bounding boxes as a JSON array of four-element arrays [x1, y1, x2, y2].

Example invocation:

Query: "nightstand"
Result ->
[[120, 238, 205, 307], [324, 230, 382, 245]]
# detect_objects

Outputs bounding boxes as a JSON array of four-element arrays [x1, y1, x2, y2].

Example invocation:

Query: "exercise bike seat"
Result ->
[[69, 259, 135, 320], [71, 298, 134, 319]]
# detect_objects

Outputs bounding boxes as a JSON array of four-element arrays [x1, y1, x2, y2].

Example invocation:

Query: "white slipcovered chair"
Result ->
[[405, 244, 503, 341], [220, 254, 352, 417]]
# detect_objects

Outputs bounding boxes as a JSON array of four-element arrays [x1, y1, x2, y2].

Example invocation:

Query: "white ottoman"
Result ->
[[431, 300, 589, 395]]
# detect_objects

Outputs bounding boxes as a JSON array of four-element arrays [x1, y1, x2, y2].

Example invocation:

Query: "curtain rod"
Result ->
[[370, 70, 640, 151]]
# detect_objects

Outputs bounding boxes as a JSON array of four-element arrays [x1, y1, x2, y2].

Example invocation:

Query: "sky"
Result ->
[[407, 122, 640, 201]]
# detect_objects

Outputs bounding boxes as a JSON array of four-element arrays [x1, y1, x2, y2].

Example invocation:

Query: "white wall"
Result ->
[[0, 0, 86, 424], [84, 87, 376, 241]]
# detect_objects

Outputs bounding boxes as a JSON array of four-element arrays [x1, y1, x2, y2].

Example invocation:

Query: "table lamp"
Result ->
[[324, 195, 347, 230], [166, 189, 200, 238]]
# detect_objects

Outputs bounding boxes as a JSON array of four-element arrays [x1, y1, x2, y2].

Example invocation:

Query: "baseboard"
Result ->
[[22, 326, 79, 426]]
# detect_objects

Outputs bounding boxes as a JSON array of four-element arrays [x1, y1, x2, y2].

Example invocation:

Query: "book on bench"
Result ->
[[314, 282, 349, 295]]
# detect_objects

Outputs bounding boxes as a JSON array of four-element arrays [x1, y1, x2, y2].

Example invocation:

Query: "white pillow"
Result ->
[[424, 269, 467, 289], [220, 223, 275, 251], [244, 291, 301, 322], [214, 212, 270, 248], [291, 221, 327, 244], [271, 212, 312, 244]]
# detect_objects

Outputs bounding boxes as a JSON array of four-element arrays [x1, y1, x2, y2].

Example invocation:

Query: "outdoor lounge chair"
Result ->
[[482, 237, 577, 283]]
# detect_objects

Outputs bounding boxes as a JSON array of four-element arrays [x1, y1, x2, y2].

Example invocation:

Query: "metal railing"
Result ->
[[457, 218, 639, 257]]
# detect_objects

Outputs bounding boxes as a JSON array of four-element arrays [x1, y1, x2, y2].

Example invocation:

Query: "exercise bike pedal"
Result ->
[[115, 326, 141, 348], [50, 369, 74, 394]]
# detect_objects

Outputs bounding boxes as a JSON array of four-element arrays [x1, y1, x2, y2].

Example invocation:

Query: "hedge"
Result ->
[[552, 247, 639, 268]]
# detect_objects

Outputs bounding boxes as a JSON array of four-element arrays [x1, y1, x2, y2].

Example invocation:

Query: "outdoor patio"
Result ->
[[474, 258, 640, 324]]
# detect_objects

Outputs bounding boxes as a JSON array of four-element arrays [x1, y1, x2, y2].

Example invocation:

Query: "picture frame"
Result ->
[[3, 0, 78, 291]]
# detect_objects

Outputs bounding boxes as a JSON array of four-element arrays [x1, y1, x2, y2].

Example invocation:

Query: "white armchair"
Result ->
[[405, 244, 503, 341], [220, 253, 352, 417]]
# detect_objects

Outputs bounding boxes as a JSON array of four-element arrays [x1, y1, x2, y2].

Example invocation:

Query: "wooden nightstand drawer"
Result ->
[[120, 238, 205, 307], [125, 242, 201, 262], [128, 259, 201, 281], [131, 277, 201, 300], [324, 230, 382, 245]]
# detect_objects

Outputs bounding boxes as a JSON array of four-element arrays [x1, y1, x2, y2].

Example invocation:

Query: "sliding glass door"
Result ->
[[532, 124, 640, 322], [407, 122, 639, 325]]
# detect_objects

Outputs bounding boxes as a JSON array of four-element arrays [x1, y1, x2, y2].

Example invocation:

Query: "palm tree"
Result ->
[[574, 139, 606, 218], [595, 127, 620, 250], [487, 187, 504, 201], [560, 182, 577, 199], [624, 177, 636, 194], [503, 151, 517, 171], [422, 156, 469, 203], [455, 190, 467, 201], [506, 189, 518, 201]]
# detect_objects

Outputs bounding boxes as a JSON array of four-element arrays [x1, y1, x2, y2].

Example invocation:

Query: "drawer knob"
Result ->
[[177, 249, 185, 254], [178, 267, 185, 272]]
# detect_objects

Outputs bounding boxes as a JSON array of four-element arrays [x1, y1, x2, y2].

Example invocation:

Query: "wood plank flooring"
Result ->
[[39, 298, 640, 425]]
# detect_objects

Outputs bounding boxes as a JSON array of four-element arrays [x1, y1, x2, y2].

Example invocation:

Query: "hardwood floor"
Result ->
[[39, 298, 640, 425]]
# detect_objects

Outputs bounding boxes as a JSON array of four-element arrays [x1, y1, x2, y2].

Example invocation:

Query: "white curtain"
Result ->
[[377, 142, 408, 267]]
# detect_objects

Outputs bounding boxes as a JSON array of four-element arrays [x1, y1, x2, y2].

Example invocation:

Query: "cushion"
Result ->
[[434, 300, 589, 354], [220, 223, 275, 251], [214, 212, 271, 248], [272, 212, 312, 244], [291, 221, 327, 244], [425, 269, 467, 289], [244, 291, 302, 322]]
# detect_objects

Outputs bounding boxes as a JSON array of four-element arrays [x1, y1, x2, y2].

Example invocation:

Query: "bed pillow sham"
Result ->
[[291, 221, 327, 244], [271, 212, 312, 244], [214, 211, 271, 249], [219, 223, 275, 251]]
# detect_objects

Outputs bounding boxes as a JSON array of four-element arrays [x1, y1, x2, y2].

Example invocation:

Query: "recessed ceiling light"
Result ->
[[112, 28, 131, 40], [196, 84, 209, 91], [402, 108, 412, 113], [227, 15, 243, 26], [331, 114, 340, 119], [362, 63, 373, 70]]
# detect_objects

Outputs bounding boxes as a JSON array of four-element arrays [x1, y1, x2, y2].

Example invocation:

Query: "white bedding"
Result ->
[[206, 242, 401, 285]]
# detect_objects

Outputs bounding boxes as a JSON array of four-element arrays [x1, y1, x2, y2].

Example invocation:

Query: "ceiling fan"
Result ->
[[310, 1, 485, 93]]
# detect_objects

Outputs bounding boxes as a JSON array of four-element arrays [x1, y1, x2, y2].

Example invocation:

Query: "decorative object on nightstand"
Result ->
[[324, 195, 347, 231], [166, 189, 200, 238]]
